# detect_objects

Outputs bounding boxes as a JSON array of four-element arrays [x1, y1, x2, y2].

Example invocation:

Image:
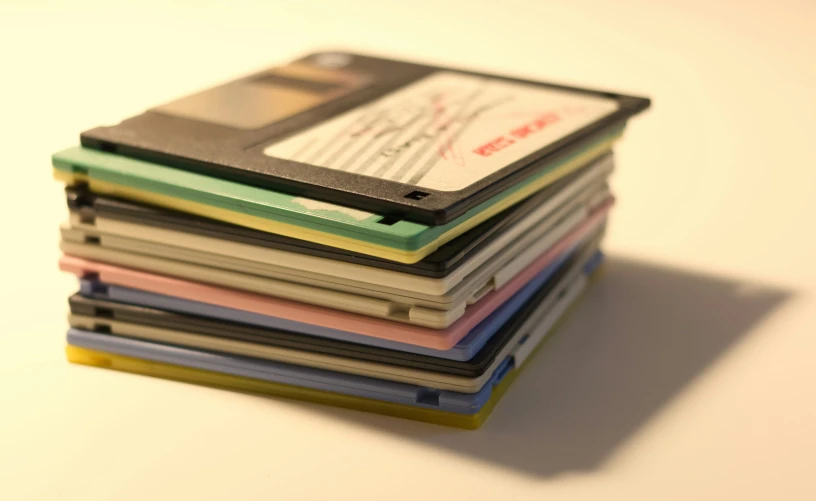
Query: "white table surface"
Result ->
[[1, 1, 815, 499]]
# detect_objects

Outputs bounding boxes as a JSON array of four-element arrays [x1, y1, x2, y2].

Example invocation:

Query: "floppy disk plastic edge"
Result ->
[[66, 251, 592, 393], [72, 237, 592, 362], [59, 203, 610, 347], [65, 156, 613, 296], [53, 132, 618, 263], [64, 151, 613, 279], [60, 189, 606, 313], [64, 254, 599, 413], [64, 258, 605, 428]]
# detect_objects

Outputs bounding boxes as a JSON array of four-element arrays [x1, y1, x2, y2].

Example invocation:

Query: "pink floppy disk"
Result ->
[[60, 201, 612, 350]]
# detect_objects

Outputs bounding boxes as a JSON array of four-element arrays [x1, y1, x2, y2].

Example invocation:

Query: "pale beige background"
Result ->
[[1, 1, 815, 500]]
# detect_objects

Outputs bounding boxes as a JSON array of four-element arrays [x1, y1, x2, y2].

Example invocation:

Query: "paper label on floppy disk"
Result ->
[[263, 72, 618, 192]]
